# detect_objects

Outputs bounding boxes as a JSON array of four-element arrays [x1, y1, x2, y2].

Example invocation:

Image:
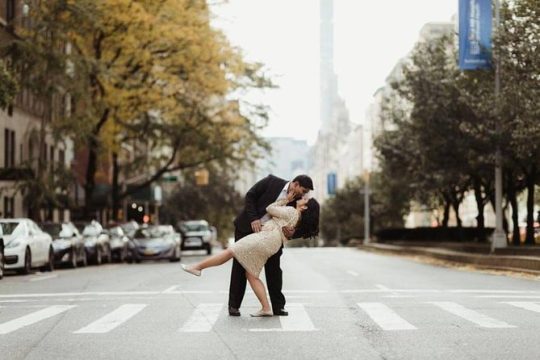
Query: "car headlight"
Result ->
[[6, 239, 21, 249]]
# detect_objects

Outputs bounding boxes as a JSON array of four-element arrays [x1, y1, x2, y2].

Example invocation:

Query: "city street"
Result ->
[[1, 248, 539, 360]]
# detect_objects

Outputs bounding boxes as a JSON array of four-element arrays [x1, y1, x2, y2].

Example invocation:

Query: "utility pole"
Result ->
[[364, 171, 370, 244]]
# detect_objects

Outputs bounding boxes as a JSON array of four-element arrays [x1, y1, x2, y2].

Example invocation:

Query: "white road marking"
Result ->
[[0, 305, 76, 335], [249, 304, 317, 332], [29, 274, 58, 282], [476, 295, 540, 299], [179, 303, 223, 332], [74, 304, 147, 334], [161, 286, 178, 294], [357, 303, 417, 331], [0, 291, 162, 298], [428, 302, 515, 328], [503, 302, 540, 314], [376, 284, 391, 290], [347, 270, 359, 277]]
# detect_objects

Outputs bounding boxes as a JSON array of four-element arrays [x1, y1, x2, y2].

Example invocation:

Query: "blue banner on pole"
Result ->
[[327, 172, 337, 196], [459, 0, 493, 70]]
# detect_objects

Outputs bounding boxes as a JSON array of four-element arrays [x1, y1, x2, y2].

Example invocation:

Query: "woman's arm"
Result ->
[[265, 198, 291, 220]]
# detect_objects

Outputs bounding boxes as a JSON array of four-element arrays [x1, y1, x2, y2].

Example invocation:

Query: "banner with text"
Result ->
[[459, 0, 493, 70]]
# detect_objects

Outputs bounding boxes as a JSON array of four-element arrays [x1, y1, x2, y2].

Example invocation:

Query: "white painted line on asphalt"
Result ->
[[347, 270, 359, 277], [428, 302, 516, 328], [476, 295, 540, 299], [29, 274, 58, 282], [503, 302, 540, 314], [357, 303, 417, 331], [449, 290, 540, 294], [0, 305, 76, 335], [249, 304, 317, 332], [0, 300, 31, 303], [179, 303, 223, 332], [161, 286, 179, 294], [376, 284, 391, 290], [74, 304, 147, 334], [0, 291, 162, 298]]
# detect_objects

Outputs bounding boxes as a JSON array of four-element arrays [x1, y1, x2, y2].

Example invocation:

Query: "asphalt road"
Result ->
[[1, 247, 539, 360]]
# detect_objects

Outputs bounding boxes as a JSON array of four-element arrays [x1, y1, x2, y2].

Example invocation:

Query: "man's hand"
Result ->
[[282, 226, 295, 239], [251, 219, 262, 233]]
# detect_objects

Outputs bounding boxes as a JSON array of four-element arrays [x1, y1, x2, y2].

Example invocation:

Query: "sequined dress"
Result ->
[[229, 198, 299, 278]]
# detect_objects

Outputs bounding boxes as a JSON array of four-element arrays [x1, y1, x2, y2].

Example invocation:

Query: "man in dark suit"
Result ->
[[228, 174, 314, 316]]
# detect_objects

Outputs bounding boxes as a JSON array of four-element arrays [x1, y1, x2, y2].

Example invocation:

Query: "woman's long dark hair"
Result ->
[[294, 198, 320, 239]]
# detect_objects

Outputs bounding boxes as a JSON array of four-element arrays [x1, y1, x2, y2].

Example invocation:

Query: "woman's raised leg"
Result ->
[[188, 249, 234, 273], [246, 271, 272, 314]]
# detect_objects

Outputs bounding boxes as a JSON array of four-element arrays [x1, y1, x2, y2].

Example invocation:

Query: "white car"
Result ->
[[1, 219, 54, 274]]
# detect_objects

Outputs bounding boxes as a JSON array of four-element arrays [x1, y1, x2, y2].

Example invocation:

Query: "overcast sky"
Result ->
[[211, 0, 457, 145]]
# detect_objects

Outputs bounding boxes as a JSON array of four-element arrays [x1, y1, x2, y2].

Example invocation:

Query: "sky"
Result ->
[[211, 0, 457, 145]]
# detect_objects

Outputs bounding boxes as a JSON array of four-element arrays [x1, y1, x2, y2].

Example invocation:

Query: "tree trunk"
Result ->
[[111, 151, 120, 222], [450, 191, 462, 228], [525, 166, 536, 245], [506, 173, 520, 246], [473, 178, 485, 230], [442, 192, 451, 228]]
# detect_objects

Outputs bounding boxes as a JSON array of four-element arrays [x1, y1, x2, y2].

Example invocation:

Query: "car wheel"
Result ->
[[119, 246, 127, 263], [70, 249, 78, 269], [169, 245, 180, 262], [41, 247, 54, 272], [0, 250, 4, 280], [21, 248, 32, 275], [106, 246, 112, 263], [206, 243, 212, 255]]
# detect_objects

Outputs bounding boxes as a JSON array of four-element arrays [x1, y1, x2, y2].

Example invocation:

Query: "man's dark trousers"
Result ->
[[228, 228, 286, 312]]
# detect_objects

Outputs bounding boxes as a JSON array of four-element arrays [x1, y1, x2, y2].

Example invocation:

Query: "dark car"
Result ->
[[179, 220, 213, 255], [131, 225, 181, 262], [107, 226, 129, 262], [81, 221, 112, 265], [40, 222, 87, 268]]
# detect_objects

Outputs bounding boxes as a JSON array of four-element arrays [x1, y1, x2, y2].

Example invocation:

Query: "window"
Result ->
[[59, 149, 66, 167], [4, 128, 16, 168], [6, 0, 16, 22], [3, 197, 15, 218]]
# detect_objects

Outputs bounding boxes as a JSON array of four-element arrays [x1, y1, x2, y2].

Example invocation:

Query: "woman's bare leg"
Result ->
[[190, 249, 234, 272], [246, 271, 271, 312]]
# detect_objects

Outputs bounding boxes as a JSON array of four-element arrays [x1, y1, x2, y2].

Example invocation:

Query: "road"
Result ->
[[1, 248, 539, 360]]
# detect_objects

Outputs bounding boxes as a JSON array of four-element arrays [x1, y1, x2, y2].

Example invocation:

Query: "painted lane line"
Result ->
[[357, 303, 417, 331], [29, 274, 58, 282], [428, 302, 515, 328], [476, 295, 540, 299], [376, 284, 391, 290], [503, 302, 540, 314], [449, 290, 540, 294], [179, 303, 223, 332], [347, 270, 359, 277], [0, 305, 76, 335], [249, 304, 317, 332], [161, 286, 179, 294], [0, 291, 161, 298], [74, 304, 147, 334]]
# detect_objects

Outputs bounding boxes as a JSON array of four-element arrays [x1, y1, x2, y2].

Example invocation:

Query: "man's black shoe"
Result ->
[[273, 308, 288, 316], [228, 306, 241, 316]]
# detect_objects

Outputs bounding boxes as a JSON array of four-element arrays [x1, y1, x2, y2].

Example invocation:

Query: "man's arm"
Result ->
[[244, 175, 272, 228]]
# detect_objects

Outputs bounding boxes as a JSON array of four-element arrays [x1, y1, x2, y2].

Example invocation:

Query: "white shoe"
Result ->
[[181, 264, 201, 277], [250, 310, 273, 317]]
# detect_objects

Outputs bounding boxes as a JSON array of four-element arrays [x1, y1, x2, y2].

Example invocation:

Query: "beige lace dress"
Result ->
[[229, 198, 300, 278]]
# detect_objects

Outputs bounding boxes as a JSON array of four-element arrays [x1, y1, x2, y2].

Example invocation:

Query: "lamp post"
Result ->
[[363, 170, 371, 244], [491, 0, 507, 251]]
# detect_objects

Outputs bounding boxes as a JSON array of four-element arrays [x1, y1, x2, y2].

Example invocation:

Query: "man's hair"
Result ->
[[295, 198, 319, 239], [292, 174, 314, 190]]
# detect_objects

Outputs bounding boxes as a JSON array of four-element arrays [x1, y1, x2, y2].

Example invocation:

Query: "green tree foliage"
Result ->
[[0, 60, 17, 109]]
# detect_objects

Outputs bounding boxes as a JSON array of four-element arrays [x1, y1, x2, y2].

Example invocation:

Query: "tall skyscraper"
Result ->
[[319, 0, 338, 134]]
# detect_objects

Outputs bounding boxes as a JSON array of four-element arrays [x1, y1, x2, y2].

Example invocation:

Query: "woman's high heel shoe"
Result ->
[[181, 264, 201, 277], [250, 310, 273, 317]]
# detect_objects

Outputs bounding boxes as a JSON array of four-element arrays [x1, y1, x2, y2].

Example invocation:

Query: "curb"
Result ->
[[359, 243, 540, 276]]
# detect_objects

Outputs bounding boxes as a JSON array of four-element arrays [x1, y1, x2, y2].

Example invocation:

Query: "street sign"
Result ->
[[327, 172, 337, 196]]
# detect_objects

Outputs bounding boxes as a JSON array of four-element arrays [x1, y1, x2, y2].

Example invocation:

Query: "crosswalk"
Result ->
[[0, 301, 539, 335]]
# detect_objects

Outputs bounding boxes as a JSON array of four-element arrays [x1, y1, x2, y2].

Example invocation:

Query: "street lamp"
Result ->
[[363, 170, 371, 244]]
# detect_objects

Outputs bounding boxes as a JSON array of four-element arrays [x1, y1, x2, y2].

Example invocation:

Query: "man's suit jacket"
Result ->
[[234, 174, 288, 235], [234, 174, 311, 239]]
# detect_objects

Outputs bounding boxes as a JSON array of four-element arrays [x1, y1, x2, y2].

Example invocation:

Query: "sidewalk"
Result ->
[[359, 242, 540, 275]]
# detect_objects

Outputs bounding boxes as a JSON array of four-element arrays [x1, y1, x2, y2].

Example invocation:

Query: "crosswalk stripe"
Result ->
[[179, 303, 223, 332], [357, 303, 417, 330], [279, 303, 316, 331], [74, 304, 147, 334], [428, 302, 515, 328], [503, 302, 540, 314], [0, 305, 76, 335]]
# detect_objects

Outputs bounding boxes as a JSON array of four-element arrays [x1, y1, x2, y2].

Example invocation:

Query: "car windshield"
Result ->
[[0, 222, 25, 237], [181, 223, 208, 232]]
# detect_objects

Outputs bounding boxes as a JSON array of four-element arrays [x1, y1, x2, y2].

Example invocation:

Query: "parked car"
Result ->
[[81, 221, 111, 265], [107, 225, 129, 262], [131, 225, 181, 262], [40, 222, 87, 268], [120, 221, 140, 263], [1, 219, 54, 274], [0, 225, 4, 279], [179, 220, 213, 255]]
